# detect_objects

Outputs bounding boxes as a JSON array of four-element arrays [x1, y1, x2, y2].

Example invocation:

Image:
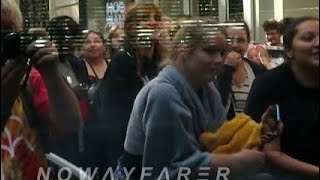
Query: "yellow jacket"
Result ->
[[200, 113, 276, 154]]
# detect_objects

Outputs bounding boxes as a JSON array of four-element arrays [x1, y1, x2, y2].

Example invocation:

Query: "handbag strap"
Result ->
[[84, 59, 99, 79]]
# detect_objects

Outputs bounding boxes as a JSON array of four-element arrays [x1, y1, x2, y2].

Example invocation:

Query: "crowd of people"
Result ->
[[1, 0, 319, 179]]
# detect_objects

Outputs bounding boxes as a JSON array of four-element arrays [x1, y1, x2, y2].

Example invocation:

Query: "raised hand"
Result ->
[[224, 51, 242, 68], [26, 39, 59, 74]]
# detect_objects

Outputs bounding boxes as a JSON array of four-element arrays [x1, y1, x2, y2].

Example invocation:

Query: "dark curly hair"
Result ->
[[262, 19, 281, 33], [46, 16, 81, 54]]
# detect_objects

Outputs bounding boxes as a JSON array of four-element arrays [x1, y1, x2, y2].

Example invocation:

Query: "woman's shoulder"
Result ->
[[253, 63, 293, 90], [244, 58, 267, 75], [141, 78, 178, 99], [107, 50, 137, 77], [111, 50, 135, 65], [131, 80, 179, 112]]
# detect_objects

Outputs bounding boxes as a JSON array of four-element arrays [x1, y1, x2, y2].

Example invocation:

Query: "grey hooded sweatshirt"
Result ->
[[124, 65, 226, 179]]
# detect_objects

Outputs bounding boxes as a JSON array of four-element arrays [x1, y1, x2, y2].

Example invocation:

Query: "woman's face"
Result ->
[[111, 28, 124, 51], [82, 32, 106, 60], [290, 20, 319, 71], [140, 12, 162, 30], [183, 46, 224, 84], [137, 12, 162, 42], [226, 27, 249, 56]]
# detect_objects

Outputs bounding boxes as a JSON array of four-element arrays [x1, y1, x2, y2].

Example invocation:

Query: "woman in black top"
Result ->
[[71, 30, 108, 87], [68, 30, 109, 173], [245, 16, 319, 179], [81, 3, 165, 176]]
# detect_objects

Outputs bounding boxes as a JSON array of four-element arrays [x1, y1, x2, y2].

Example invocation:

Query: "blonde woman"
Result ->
[[116, 20, 267, 180], [107, 25, 124, 58]]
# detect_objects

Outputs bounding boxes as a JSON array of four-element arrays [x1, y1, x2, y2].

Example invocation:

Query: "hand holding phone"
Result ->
[[260, 104, 284, 145], [261, 105, 281, 135]]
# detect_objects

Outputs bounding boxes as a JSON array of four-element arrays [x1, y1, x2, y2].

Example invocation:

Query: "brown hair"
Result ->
[[262, 19, 281, 32], [107, 25, 124, 56], [108, 25, 123, 40]]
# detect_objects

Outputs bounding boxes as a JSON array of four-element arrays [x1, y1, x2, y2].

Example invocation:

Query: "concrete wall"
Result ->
[[255, 0, 274, 43], [45, 0, 319, 43], [283, 0, 319, 18], [87, 0, 134, 35], [86, 0, 106, 33], [254, 0, 319, 43], [49, 0, 80, 23]]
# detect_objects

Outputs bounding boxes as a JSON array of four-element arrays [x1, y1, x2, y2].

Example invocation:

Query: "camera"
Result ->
[[1, 31, 48, 65], [1, 32, 22, 62]]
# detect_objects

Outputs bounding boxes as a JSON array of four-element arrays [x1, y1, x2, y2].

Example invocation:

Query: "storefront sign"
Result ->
[[106, 1, 125, 28]]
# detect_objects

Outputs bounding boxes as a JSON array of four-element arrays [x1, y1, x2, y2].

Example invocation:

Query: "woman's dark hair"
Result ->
[[81, 30, 107, 58], [283, 16, 319, 51], [47, 16, 81, 41], [46, 16, 81, 53], [279, 17, 295, 34], [239, 21, 251, 42], [82, 30, 106, 45]]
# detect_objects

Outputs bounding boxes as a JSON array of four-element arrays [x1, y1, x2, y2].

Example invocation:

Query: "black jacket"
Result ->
[[245, 63, 319, 166], [83, 39, 160, 171]]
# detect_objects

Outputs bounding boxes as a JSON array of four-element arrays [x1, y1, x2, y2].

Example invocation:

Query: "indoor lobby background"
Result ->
[[15, 0, 319, 47]]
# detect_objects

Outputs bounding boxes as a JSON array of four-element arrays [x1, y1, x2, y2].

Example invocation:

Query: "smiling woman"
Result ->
[[245, 16, 319, 179], [168, 20, 226, 89], [81, 30, 108, 81]]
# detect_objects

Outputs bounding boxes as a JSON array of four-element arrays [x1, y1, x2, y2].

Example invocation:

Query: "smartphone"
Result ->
[[274, 104, 281, 122]]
